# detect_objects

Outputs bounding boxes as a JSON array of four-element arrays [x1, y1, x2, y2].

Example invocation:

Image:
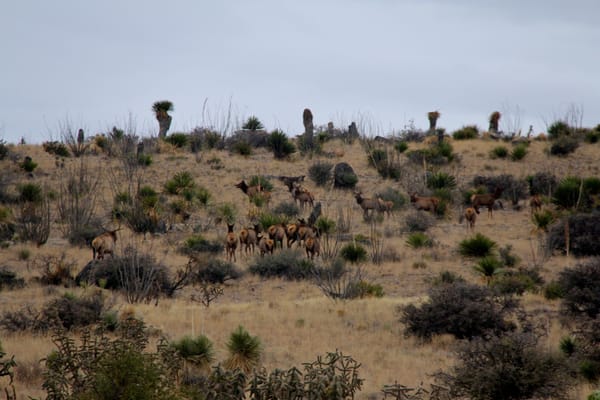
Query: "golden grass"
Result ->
[[1, 136, 598, 399]]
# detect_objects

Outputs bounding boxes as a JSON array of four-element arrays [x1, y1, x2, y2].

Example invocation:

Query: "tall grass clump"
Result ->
[[490, 145, 509, 159], [164, 132, 189, 148], [224, 325, 262, 374], [268, 130, 295, 159], [170, 334, 214, 370], [406, 232, 433, 248], [452, 125, 479, 140], [510, 144, 528, 161], [459, 233, 496, 258], [340, 242, 368, 264], [309, 161, 333, 186], [164, 171, 195, 195]]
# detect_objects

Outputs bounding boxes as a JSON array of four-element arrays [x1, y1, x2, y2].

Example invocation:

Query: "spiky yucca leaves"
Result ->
[[171, 335, 214, 372], [340, 242, 368, 264], [242, 116, 263, 131], [268, 130, 295, 159], [224, 326, 262, 374], [406, 232, 433, 249], [459, 233, 497, 258], [164, 171, 195, 195], [152, 101, 174, 114], [473, 256, 504, 285]]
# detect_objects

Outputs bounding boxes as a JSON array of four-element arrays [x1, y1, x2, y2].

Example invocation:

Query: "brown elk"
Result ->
[[291, 183, 315, 209], [470, 187, 504, 218], [376, 197, 394, 217], [91, 227, 121, 260], [239, 223, 260, 255], [354, 192, 381, 218], [409, 193, 440, 213], [267, 223, 286, 249], [278, 175, 306, 192], [257, 233, 274, 257], [305, 236, 321, 260], [464, 207, 477, 231], [530, 194, 542, 215], [225, 223, 237, 262], [235, 180, 263, 197]]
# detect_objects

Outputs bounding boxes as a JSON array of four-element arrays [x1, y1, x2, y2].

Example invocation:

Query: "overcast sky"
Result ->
[[2, 1, 599, 143]]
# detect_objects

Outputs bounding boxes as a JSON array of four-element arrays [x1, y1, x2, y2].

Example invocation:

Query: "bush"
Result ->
[[490, 145, 509, 159], [404, 211, 435, 232], [491, 267, 544, 295], [164, 132, 189, 148], [42, 141, 70, 157], [394, 141, 408, 153], [340, 242, 368, 264], [171, 334, 214, 369], [39, 291, 106, 331], [232, 140, 252, 156], [527, 172, 557, 196], [585, 130, 600, 143], [376, 187, 406, 210], [165, 171, 195, 195], [532, 209, 555, 231], [224, 326, 262, 374], [550, 135, 579, 156], [436, 331, 573, 400], [19, 156, 37, 173], [0, 140, 9, 160], [400, 282, 517, 340], [558, 258, 600, 319], [268, 130, 295, 159], [0, 267, 25, 291], [242, 116, 264, 131], [511, 143, 528, 161], [548, 120, 572, 139], [431, 270, 465, 286], [309, 161, 333, 186], [181, 234, 223, 255], [272, 201, 300, 218], [426, 171, 456, 190], [452, 125, 479, 140], [248, 175, 274, 192], [333, 162, 358, 189], [248, 249, 315, 280], [547, 214, 600, 257], [544, 281, 564, 300], [552, 176, 582, 209], [459, 233, 496, 258], [406, 232, 432, 248], [18, 183, 43, 203], [189, 258, 241, 284]]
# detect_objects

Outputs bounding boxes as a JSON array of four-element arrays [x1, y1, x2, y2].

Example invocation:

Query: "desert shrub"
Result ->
[[248, 175, 274, 192], [0, 267, 24, 291], [499, 244, 520, 267], [40, 291, 106, 331], [171, 334, 214, 369], [248, 249, 315, 280], [550, 135, 579, 156], [547, 214, 600, 256], [406, 142, 454, 165], [532, 209, 555, 232], [165, 171, 195, 195], [406, 232, 432, 248], [558, 258, 600, 319], [426, 171, 456, 190], [232, 140, 252, 156], [0, 140, 9, 160], [340, 242, 368, 264], [584, 177, 600, 195], [37, 253, 77, 286], [527, 171, 557, 196], [543, 281, 565, 300], [394, 140, 408, 153], [242, 116, 264, 131], [377, 187, 406, 209], [15, 185, 51, 245], [459, 233, 496, 258], [268, 129, 295, 159], [367, 147, 402, 180], [552, 176, 582, 210], [564, 318, 600, 383], [19, 156, 37, 173], [548, 120, 572, 139], [492, 267, 544, 295], [436, 331, 573, 400], [164, 132, 189, 148], [473, 174, 528, 206], [404, 211, 435, 232], [452, 125, 478, 140], [224, 325, 262, 374], [333, 162, 358, 189], [348, 280, 384, 298], [400, 282, 517, 340], [490, 145, 509, 159], [473, 256, 504, 285], [189, 258, 241, 284], [309, 161, 333, 186], [137, 153, 153, 166], [585, 129, 600, 143], [257, 213, 286, 233], [181, 234, 223, 255], [272, 201, 299, 218], [42, 141, 70, 157], [43, 317, 182, 400], [18, 183, 43, 203], [511, 143, 528, 161], [431, 270, 465, 286]]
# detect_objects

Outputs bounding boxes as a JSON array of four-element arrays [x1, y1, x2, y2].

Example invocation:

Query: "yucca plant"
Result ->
[[268, 129, 295, 159], [510, 144, 528, 161], [164, 171, 195, 195], [406, 232, 433, 249], [216, 203, 237, 225], [152, 100, 174, 138], [552, 177, 582, 210], [532, 210, 555, 232], [427, 171, 457, 190], [340, 242, 368, 264], [459, 233, 497, 258], [171, 335, 215, 372], [473, 256, 504, 285], [242, 116, 264, 131], [224, 326, 262, 374]]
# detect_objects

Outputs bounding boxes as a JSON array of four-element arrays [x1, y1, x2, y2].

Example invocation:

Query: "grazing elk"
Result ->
[[225, 223, 237, 262], [267, 223, 286, 249], [305, 236, 321, 260], [409, 193, 440, 213], [470, 187, 504, 218], [354, 192, 381, 218], [464, 207, 477, 232], [291, 183, 315, 209], [257, 233, 274, 257], [91, 227, 121, 260], [530, 194, 542, 215], [239, 223, 260, 256]]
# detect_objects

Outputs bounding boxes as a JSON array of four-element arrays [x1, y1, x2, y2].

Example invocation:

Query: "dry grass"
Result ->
[[0, 136, 598, 399]]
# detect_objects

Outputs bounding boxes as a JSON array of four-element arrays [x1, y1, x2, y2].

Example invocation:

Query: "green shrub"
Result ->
[[473, 256, 504, 285], [165, 171, 195, 195], [164, 133, 189, 148], [19, 157, 38, 172], [272, 201, 299, 218], [552, 176, 582, 210], [459, 233, 496, 258], [491, 267, 544, 295], [232, 141, 252, 156], [340, 242, 368, 264], [431, 270, 465, 286], [190, 258, 241, 284], [377, 187, 406, 210], [510, 144, 528, 161], [333, 162, 358, 189], [42, 141, 70, 157], [171, 335, 214, 368], [558, 258, 600, 319], [404, 211, 435, 232], [548, 120, 571, 139], [490, 145, 509, 159], [406, 232, 433, 248], [427, 171, 457, 190], [39, 292, 105, 331], [138, 186, 159, 209], [182, 186, 211, 206], [309, 161, 333, 186], [0, 140, 9, 160], [242, 116, 264, 131], [257, 212, 286, 232], [394, 141, 408, 153], [248, 175, 274, 192], [268, 130, 295, 159], [248, 249, 314, 280], [546, 214, 600, 256], [18, 183, 43, 203], [543, 281, 564, 300], [550, 135, 579, 156], [532, 210, 555, 231], [224, 325, 262, 374], [181, 234, 223, 255], [348, 280, 384, 298], [137, 154, 153, 166], [452, 125, 478, 140], [499, 244, 520, 267]]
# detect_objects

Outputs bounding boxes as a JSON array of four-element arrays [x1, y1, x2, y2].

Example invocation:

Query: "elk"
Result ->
[[464, 207, 477, 231], [239, 223, 260, 255], [409, 193, 440, 213], [305, 236, 321, 260], [257, 233, 274, 257], [470, 187, 504, 218], [291, 183, 315, 209], [278, 175, 305, 192], [354, 192, 381, 218], [267, 223, 286, 249], [91, 227, 121, 260], [376, 197, 394, 217], [225, 223, 237, 262], [530, 194, 542, 215], [286, 218, 318, 248]]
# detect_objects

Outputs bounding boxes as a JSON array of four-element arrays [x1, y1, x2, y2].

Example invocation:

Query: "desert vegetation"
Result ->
[[1, 109, 600, 399]]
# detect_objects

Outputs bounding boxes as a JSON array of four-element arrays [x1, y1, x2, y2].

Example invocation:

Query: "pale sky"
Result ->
[[1, 1, 599, 143]]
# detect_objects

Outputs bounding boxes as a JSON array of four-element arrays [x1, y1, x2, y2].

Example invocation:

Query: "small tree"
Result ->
[[152, 100, 174, 138]]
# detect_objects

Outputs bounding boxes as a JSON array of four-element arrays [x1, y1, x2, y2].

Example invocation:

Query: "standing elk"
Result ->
[[354, 192, 381, 218], [470, 187, 504, 218], [278, 175, 306, 192], [305, 236, 321, 260], [267, 223, 286, 249], [91, 227, 121, 260], [376, 197, 394, 217], [235, 180, 271, 204], [464, 207, 477, 232], [239, 223, 260, 256], [409, 193, 440, 213], [291, 183, 315, 209], [225, 223, 237, 262], [530, 194, 542, 215], [257, 233, 274, 257]]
